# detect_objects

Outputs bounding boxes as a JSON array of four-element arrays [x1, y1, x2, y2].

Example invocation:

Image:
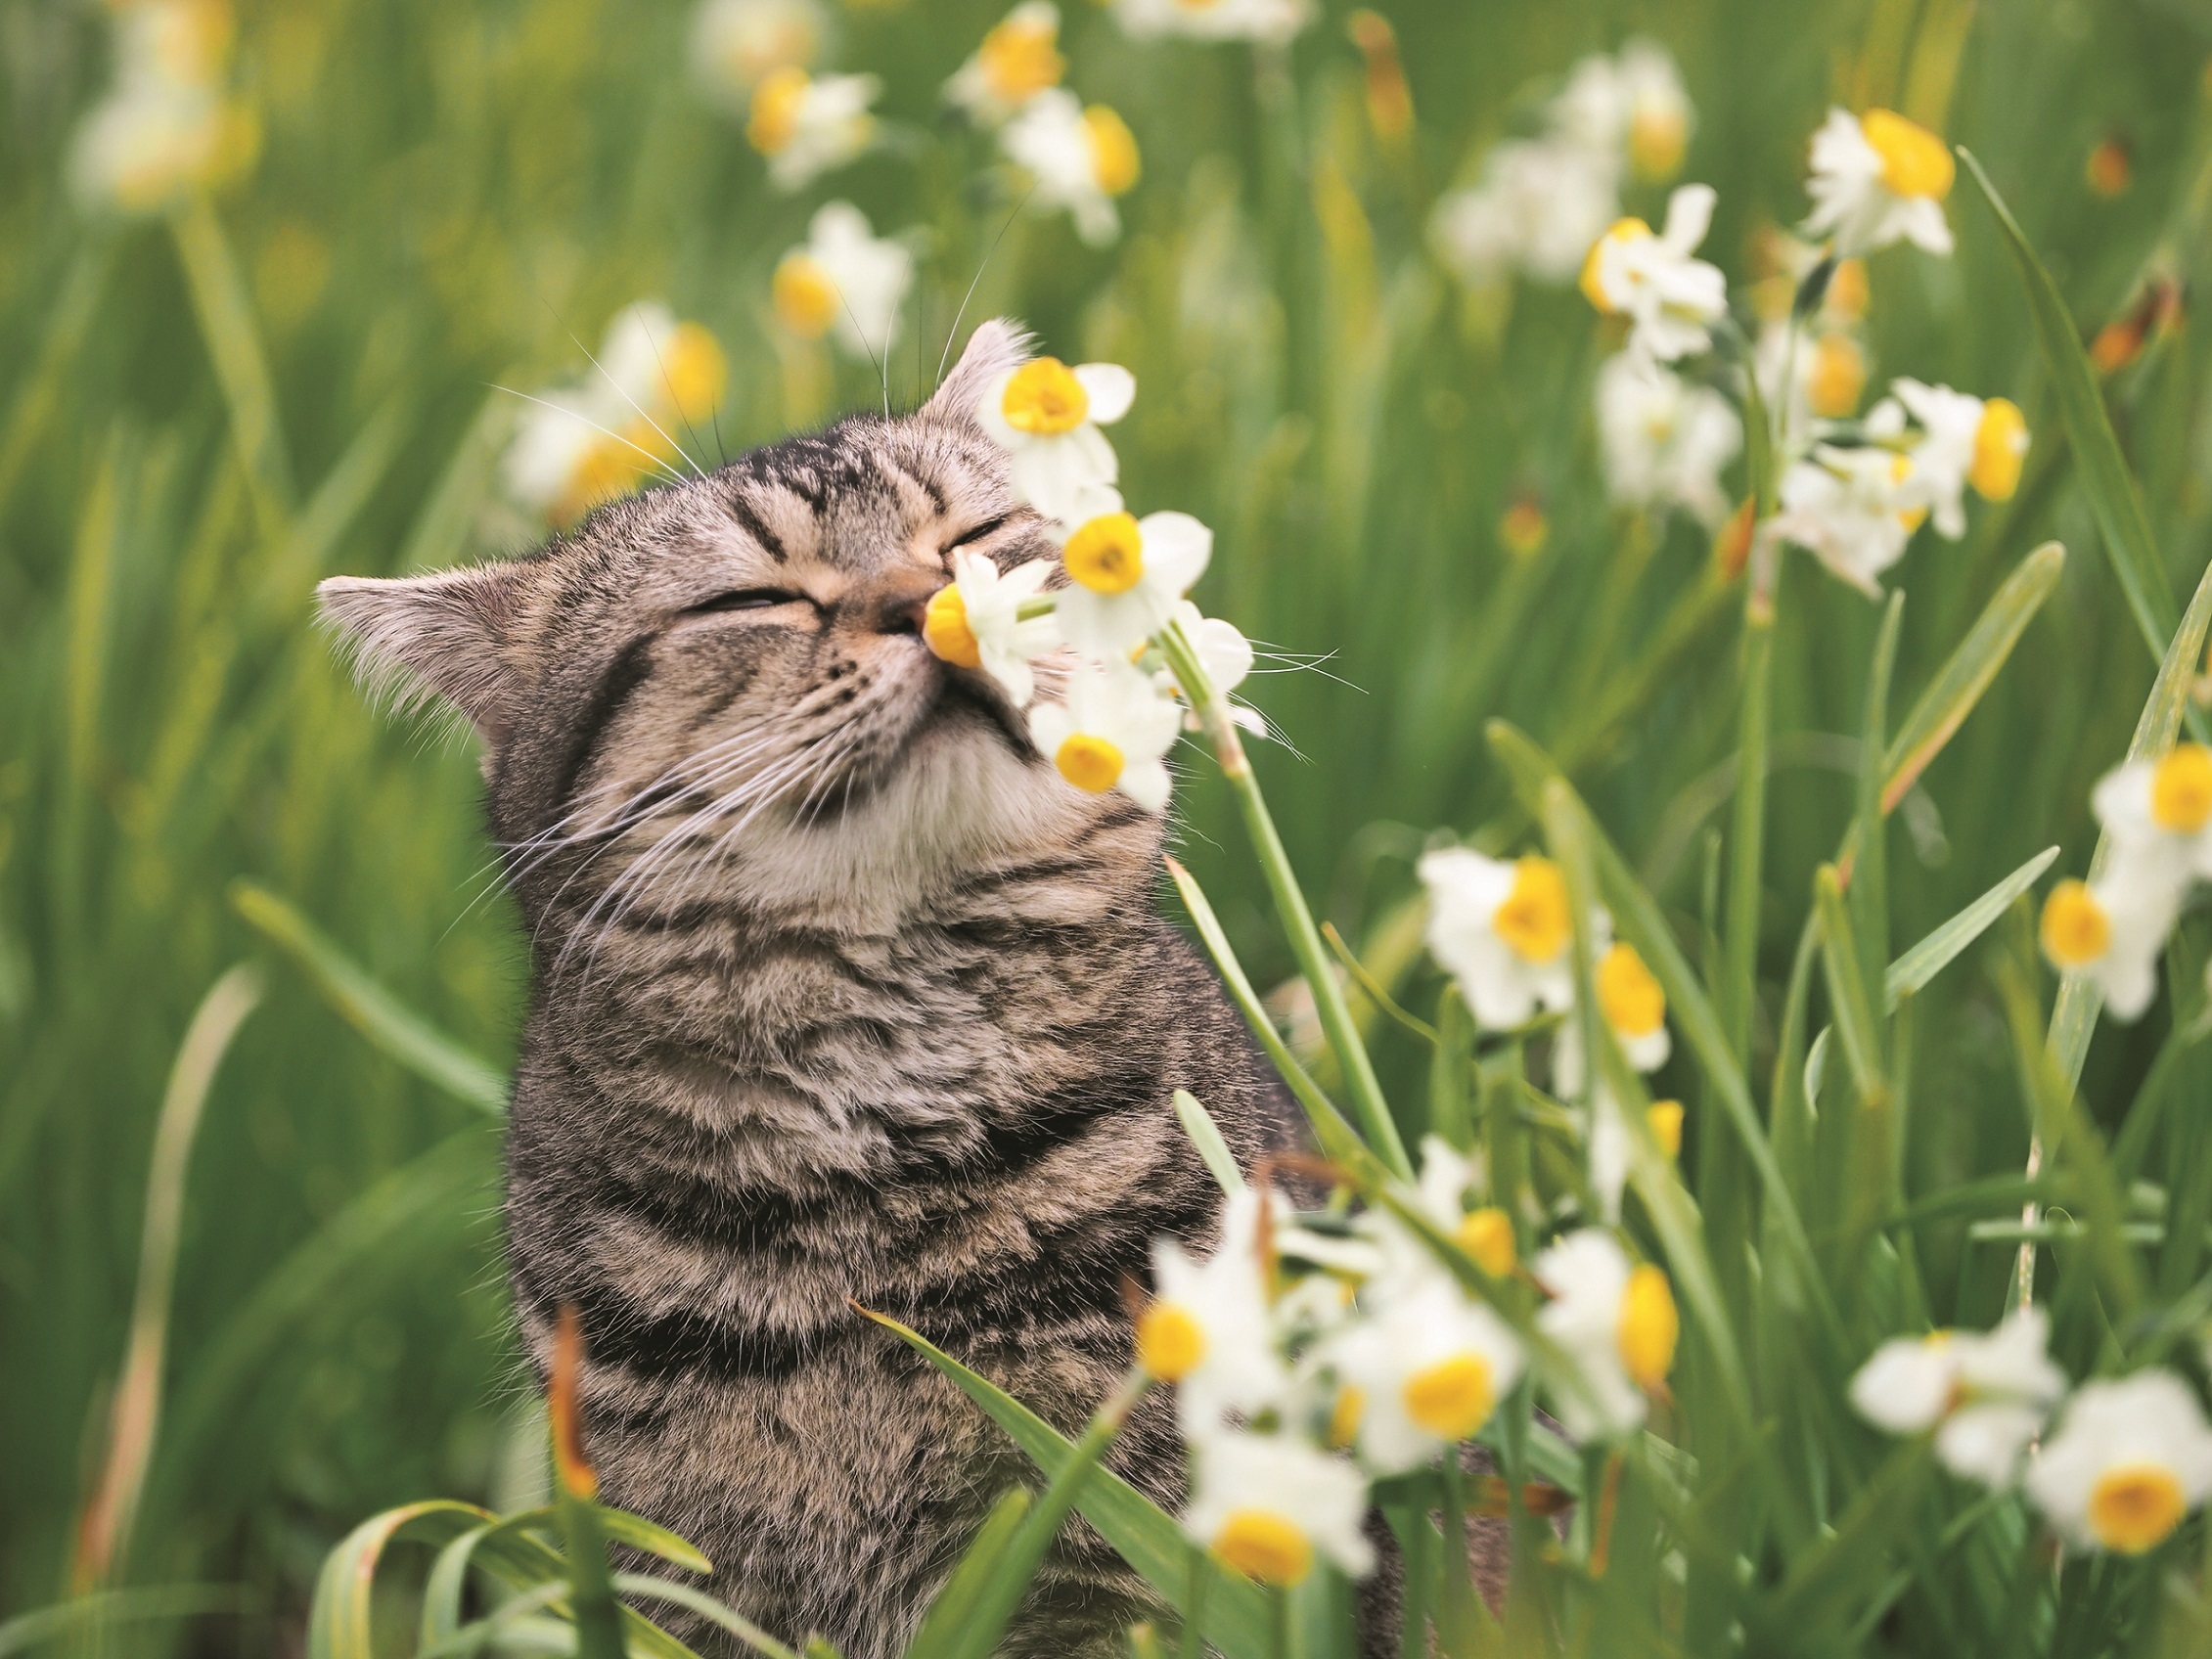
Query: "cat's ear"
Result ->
[[924, 317, 1034, 424], [317, 562, 527, 746]]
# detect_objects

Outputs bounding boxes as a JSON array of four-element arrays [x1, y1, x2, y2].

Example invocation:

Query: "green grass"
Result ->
[[8, 0, 2212, 1649]]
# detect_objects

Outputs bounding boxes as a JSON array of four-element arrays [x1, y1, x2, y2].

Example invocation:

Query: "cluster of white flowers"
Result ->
[[1431, 41, 1693, 291], [691, 0, 879, 190], [1853, 1313, 2212, 1556], [2039, 741, 2212, 1020], [1131, 1142, 1679, 1587], [502, 303, 728, 527], [771, 202, 914, 362], [70, 0, 258, 215]]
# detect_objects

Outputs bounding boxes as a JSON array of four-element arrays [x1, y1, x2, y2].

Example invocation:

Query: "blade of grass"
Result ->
[[0, 235, 114, 514], [905, 1489, 1034, 1659], [1850, 595, 1905, 1025], [1885, 847, 2060, 1007], [307, 1502, 493, 1659], [170, 198, 294, 530], [0, 1587, 245, 1659], [1173, 1090, 1246, 1195]]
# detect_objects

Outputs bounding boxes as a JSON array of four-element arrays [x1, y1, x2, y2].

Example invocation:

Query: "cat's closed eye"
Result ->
[[683, 588, 811, 616], [942, 514, 1011, 554]]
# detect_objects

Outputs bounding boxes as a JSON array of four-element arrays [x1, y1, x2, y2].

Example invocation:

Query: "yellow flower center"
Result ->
[[2040, 879, 2111, 969], [1648, 1100, 1684, 1159], [1499, 500, 1549, 560], [978, 16, 1063, 104], [1000, 358, 1091, 435], [660, 323, 728, 425], [773, 253, 839, 339], [555, 436, 645, 526], [1402, 1352, 1497, 1441], [1056, 733, 1125, 793], [1492, 856, 1571, 965], [1454, 1207, 1515, 1278], [1827, 257, 1871, 321], [1212, 1509, 1314, 1588], [1616, 1263, 1679, 1390], [1596, 942, 1665, 1039], [1063, 512, 1146, 595], [1135, 1301, 1205, 1379], [1807, 334, 1868, 419], [923, 586, 982, 669], [1970, 397, 2028, 501], [1085, 106, 1142, 197], [2088, 1464, 2188, 1554], [1862, 108, 1955, 201], [1327, 1384, 1366, 1449], [746, 67, 810, 156], [1628, 108, 1686, 183], [2153, 744, 2212, 833], [1578, 217, 1651, 313]]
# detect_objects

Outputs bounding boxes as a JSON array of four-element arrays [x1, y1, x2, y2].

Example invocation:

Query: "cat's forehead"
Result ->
[[553, 412, 1015, 605]]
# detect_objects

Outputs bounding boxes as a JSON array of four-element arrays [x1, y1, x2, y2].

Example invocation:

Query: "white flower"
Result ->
[[771, 202, 914, 360], [1849, 1310, 2067, 1486], [1138, 1188, 1288, 1435], [1552, 940, 1671, 1100], [2038, 866, 2185, 1022], [1803, 107, 1955, 258], [922, 552, 1060, 705], [689, 0, 823, 108], [70, 79, 245, 214], [1356, 1136, 1504, 1301], [1418, 849, 1578, 1031], [1050, 512, 1212, 656], [1001, 89, 1142, 247], [1531, 1230, 1678, 1442], [974, 357, 1136, 525], [1028, 657, 1183, 811], [1868, 381, 2031, 539], [1594, 353, 1741, 529], [1325, 1279, 1525, 1475], [1550, 40, 1692, 182], [745, 67, 879, 191], [945, 2, 1062, 124], [503, 394, 604, 516], [1431, 139, 1621, 288], [2027, 1371, 2212, 1554], [1753, 321, 1871, 449], [1770, 444, 1922, 596], [1579, 185, 1728, 363], [1110, 0, 1313, 46], [2093, 743, 2212, 893], [1183, 1432, 1375, 1588]]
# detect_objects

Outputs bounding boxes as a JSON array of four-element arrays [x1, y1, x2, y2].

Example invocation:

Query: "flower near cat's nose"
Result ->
[[861, 567, 948, 638]]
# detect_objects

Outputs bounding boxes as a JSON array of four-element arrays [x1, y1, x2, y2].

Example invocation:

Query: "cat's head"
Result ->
[[320, 320, 1159, 935]]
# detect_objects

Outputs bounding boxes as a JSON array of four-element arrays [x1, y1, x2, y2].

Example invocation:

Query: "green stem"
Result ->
[[556, 1486, 625, 1659], [1723, 591, 1775, 1067], [1161, 619, 1411, 1177]]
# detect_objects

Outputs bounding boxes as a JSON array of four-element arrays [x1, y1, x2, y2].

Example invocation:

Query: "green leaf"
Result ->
[[1851, 594, 1905, 1027], [0, 235, 114, 515], [1884, 847, 2059, 1008], [594, 1506, 714, 1576], [609, 1577, 801, 1659], [232, 879, 510, 1113], [1960, 153, 2176, 671], [1755, 1442, 1933, 1636], [855, 1308, 1275, 1659], [1881, 543, 2063, 812], [308, 1501, 492, 1659], [0, 1587, 243, 1658], [905, 1488, 1034, 1659], [1172, 1090, 1245, 1195], [169, 198, 294, 529]]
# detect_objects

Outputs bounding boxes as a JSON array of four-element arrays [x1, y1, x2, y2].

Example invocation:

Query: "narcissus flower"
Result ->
[[1803, 107, 1956, 257], [1053, 512, 1212, 656], [1551, 39, 1693, 183], [70, 0, 258, 214], [1324, 1280, 1526, 1474], [946, 2, 1063, 124], [1183, 1432, 1375, 1588], [772, 202, 913, 360], [1532, 1230, 1678, 1440], [975, 358, 1136, 525], [1553, 939, 1671, 1099], [1002, 89, 1141, 247], [2026, 1371, 2212, 1554], [1028, 658, 1182, 811], [1431, 140, 1620, 289], [1110, 0, 1314, 45], [1418, 850, 1581, 1030], [2092, 743, 2212, 894], [689, 0, 823, 106], [923, 552, 1060, 706], [1580, 184, 1728, 363], [1850, 1310, 2067, 1485], [745, 67, 879, 190], [1771, 445, 1923, 597], [1140, 1189, 1288, 1433], [1595, 353, 1742, 529], [2039, 869, 2183, 1022], [1867, 380, 2030, 539]]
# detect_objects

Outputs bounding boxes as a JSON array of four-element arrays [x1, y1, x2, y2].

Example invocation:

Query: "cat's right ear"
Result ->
[[317, 563, 526, 748], [924, 317, 1034, 425]]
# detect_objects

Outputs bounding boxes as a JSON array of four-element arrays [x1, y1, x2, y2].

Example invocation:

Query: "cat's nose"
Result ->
[[860, 567, 946, 639]]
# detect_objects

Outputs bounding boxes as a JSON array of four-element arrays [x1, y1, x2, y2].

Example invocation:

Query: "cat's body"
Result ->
[[322, 323, 1318, 1657]]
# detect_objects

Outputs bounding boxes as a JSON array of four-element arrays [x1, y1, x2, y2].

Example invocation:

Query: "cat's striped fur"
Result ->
[[321, 323, 1333, 1657]]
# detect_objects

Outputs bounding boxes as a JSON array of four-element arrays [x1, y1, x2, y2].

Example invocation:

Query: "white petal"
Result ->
[[1118, 757, 1172, 811], [1661, 183, 1716, 252], [1075, 363, 1136, 423], [1137, 511, 1214, 596]]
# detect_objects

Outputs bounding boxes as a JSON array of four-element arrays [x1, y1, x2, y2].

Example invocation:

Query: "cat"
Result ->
[[319, 320, 1332, 1658]]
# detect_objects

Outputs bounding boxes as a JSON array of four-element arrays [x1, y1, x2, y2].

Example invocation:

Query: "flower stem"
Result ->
[[1159, 619, 1413, 1178]]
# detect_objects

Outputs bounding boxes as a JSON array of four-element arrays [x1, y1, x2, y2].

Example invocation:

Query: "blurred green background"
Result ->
[[7, 0, 2212, 1645]]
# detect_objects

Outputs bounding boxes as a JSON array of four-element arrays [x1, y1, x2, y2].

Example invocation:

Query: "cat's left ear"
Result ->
[[317, 562, 528, 748]]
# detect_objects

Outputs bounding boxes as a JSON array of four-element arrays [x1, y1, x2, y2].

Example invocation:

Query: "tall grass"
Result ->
[[4, 0, 2212, 1650]]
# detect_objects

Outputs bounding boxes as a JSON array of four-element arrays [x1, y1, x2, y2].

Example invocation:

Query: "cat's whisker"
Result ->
[[487, 384, 690, 491], [564, 330, 709, 484]]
